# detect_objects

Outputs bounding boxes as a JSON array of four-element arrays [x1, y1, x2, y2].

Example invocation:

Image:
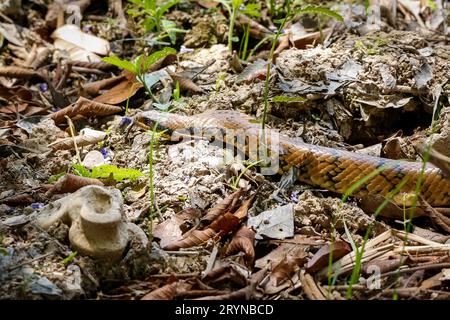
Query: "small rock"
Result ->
[[247, 204, 294, 240], [82, 150, 107, 169]]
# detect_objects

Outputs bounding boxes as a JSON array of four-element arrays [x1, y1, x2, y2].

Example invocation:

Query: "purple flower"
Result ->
[[31, 202, 44, 210], [239, 4, 246, 11], [38, 83, 48, 92], [120, 116, 132, 127], [290, 192, 299, 203], [100, 148, 108, 159], [179, 45, 194, 54]]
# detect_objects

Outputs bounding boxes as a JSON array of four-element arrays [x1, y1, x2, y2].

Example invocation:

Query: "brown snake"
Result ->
[[135, 110, 450, 207]]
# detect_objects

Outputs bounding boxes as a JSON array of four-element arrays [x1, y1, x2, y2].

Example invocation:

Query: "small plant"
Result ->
[[216, 0, 261, 52], [172, 81, 180, 101], [72, 163, 145, 182], [0, 233, 7, 256], [127, 0, 186, 44], [102, 47, 177, 102], [61, 251, 78, 265], [231, 160, 263, 189], [261, 5, 343, 129]]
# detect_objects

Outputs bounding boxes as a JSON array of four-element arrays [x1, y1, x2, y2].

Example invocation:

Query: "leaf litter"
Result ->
[[0, 0, 450, 301]]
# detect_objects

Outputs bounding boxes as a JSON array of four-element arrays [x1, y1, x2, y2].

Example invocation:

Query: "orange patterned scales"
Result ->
[[136, 110, 450, 207]]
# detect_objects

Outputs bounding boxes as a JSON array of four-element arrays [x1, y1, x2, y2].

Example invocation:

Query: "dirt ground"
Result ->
[[1, 0, 450, 300]]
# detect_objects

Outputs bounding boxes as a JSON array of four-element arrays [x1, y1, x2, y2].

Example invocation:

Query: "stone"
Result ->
[[37, 185, 130, 261]]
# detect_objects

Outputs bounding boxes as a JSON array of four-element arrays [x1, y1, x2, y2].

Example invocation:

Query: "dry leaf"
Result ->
[[163, 228, 217, 251], [225, 226, 256, 266], [52, 24, 110, 56], [262, 249, 308, 293], [94, 78, 143, 105], [0, 66, 43, 79], [236, 14, 273, 40], [167, 69, 204, 94], [361, 258, 402, 275], [141, 281, 193, 300], [51, 97, 122, 124], [201, 188, 244, 225], [305, 240, 351, 273], [202, 264, 248, 288], [48, 128, 107, 151], [209, 212, 241, 235], [80, 75, 125, 97], [233, 191, 257, 220], [47, 173, 104, 195], [153, 208, 202, 248]]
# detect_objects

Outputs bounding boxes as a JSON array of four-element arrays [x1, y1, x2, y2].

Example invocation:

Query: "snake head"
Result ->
[[134, 110, 189, 133]]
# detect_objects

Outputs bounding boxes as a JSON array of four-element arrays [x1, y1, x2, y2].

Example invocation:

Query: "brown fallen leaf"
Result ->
[[94, 77, 143, 105], [51, 97, 122, 124], [305, 240, 351, 273], [265, 250, 308, 287], [70, 60, 116, 71], [46, 173, 104, 196], [236, 14, 273, 40], [225, 226, 255, 266], [167, 69, 204, 94], [201, 188, 244, 225], [153, 208, 202, 248], [202, 264, 248, 288], [163, 228, 217, 251], [361, 258, 403, 275], [233, 190, 257, 220], [80, 75, 126, 97], [48, 128, 107, 151], [209, 212, 241, 235], [141, 281, 193, 300], [0, 66, 43, 80]]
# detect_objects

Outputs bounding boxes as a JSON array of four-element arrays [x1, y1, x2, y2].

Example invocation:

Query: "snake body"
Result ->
[[136, 110, 450, 207]]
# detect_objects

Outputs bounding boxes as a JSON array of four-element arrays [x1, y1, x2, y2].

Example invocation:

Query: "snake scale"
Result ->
[[135, 110, 450, 207]]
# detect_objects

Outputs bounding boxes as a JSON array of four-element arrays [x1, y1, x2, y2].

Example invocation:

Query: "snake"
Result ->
[[135, 110, 450, 207]]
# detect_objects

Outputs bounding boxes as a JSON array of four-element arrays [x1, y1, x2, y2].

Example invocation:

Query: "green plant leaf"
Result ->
[[241, 3, 261, 17], [48, 172, 66, 184], [62, 251, 77, 265], [102, 56, 137, 74], [143, 47, 177, 72], [72, 163, 92, 177], [91, 165, 144, 182], [158, 0, 179, 16], [295, 6, 344, 22], [272, 95, 307, 103]]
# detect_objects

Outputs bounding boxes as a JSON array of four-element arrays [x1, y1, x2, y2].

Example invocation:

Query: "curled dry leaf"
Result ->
[[52, 24, 109, 56], [361, 258, 403, 275], [264, 250, 308, 288], [94, 77, 143, 105], [202, 264, 249, 288], [305, 240, 351, 273], [46, 173, 104, 196], [201, 188, 244, 225], [236, 14, 273, 40], [147, 54, 177, 73], [233, 191, 257, 220], [51, 97, 122, 124], [70, 60, 116, 71], [48, 128, 107, 151], [209, 212, 241, 235], [167, 69, 204, 94], [0, 66, 43, 79], [163, 228, 217, 251], [225, 226, 256, 266], [80, 75, 125, 97], [153, 207, 202, 249], [141, 281, 193, 300]]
